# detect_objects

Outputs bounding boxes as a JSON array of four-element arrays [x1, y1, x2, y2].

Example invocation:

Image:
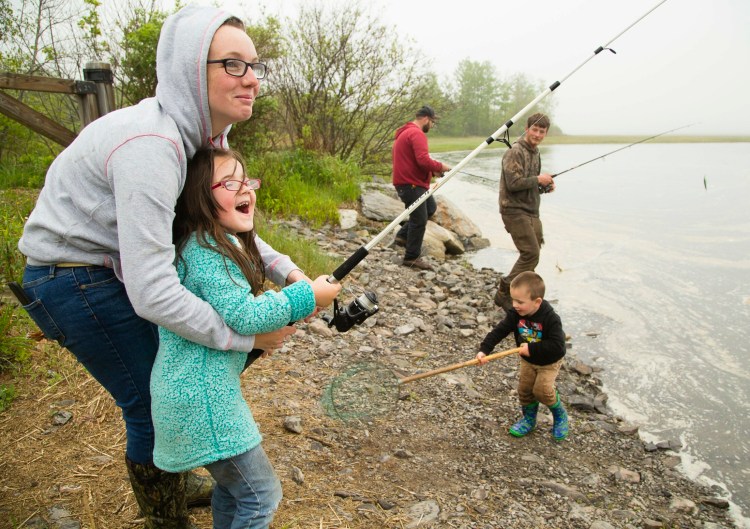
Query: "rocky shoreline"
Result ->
[[259, 210, 739, 529], [1, 202, 742, 529]]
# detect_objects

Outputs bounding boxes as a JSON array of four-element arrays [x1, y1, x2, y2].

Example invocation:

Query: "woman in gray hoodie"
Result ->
[[17, 5, 302, 527]]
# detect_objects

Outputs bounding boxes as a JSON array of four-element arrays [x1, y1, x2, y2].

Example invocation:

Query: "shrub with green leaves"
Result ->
[[245, 149, 364, 227], [0, 189, 38, 285], [0, 303, 32, 374], [0, 384, 17, 413]]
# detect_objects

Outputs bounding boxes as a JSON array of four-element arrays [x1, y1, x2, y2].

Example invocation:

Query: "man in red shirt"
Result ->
[[392, 105, 451, 271]]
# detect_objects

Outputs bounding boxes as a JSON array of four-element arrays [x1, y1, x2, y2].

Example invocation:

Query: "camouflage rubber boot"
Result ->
[[509, 402, 539, 437], [185, 471, 215, 508], [548, 393, 569, 441], [125, 457, 192, 529]]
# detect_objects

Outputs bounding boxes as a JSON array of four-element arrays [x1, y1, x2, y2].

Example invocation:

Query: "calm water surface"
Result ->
[[439, 142, 750, 526]]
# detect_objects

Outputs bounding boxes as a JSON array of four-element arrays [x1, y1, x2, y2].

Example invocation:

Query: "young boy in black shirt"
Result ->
[[477, 271, 568, 440]]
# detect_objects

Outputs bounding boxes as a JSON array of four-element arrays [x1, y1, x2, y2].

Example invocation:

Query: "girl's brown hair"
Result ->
[[174, 148, 265, 293]]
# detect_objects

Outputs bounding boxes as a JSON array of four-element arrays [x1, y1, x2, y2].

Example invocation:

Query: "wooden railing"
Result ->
[[0, 62, 115, 147]]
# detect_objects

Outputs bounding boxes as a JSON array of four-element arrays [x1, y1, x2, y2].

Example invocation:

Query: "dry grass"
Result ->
[[0, 337, 421, 529]]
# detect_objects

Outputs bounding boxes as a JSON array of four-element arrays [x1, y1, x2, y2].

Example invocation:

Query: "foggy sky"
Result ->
[[232, 0, 750, 135]]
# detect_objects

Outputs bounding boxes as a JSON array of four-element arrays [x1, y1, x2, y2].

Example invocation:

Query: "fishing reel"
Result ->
[[322, 291, 379, 332], [538, 184, 553, 194]]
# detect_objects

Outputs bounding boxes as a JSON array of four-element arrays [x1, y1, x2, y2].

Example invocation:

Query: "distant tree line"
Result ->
[[0, 0, 558, 169]]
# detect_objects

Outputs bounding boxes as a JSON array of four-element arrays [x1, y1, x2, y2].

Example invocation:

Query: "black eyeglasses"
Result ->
[[206, 58, 267, 79]]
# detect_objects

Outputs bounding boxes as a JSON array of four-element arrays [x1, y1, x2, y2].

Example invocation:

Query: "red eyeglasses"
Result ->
[[211, 178, 261, 191]]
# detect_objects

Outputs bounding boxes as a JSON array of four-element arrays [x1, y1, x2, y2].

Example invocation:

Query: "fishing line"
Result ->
[[327, 0, 670, 285], [457, 123, 694, 184], [552, 123, 695, 178]]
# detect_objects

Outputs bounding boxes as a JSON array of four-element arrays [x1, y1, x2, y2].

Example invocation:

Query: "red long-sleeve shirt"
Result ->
[[392, 122, 443, 189]]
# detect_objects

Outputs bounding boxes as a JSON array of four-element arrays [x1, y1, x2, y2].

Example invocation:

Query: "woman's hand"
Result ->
[[254, 326, 297, 353]]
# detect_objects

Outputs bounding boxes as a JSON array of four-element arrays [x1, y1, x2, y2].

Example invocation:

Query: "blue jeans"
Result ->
[[205, 444, 283, 529], [395, 185, 437, 260], [21, 265, 158, 464]]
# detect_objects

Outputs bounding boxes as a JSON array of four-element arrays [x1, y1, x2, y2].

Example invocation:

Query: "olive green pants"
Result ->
[[500, 213, 544, 290]]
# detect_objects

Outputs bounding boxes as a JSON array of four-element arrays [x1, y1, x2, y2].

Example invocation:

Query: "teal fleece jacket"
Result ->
[[151, 233, 315, 472]]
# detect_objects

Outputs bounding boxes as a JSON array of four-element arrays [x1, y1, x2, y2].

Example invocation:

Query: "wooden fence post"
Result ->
[[0, 62, 116, 145], [83, 62, 115, 118]]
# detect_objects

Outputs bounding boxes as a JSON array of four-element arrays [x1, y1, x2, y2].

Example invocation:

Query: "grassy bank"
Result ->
[[429, 134, 750, 153]]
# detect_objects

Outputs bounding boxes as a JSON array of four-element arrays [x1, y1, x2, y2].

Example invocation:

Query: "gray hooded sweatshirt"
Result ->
[[18, 5, 297, 352]]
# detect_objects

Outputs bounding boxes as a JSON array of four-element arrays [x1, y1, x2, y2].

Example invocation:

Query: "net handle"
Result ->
[[398, 347, 522, 384]]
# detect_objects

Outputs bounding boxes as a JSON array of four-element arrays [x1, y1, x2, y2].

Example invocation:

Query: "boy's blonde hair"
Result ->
[[510, 271, 545, 300]]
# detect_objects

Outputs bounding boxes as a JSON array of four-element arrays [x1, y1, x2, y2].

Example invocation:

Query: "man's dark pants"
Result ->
[[395, 185, 437, 261], [499, 213, 544, 292]]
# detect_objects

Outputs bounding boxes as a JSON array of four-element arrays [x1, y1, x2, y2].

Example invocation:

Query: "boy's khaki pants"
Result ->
[[517, 357, 563, 407]]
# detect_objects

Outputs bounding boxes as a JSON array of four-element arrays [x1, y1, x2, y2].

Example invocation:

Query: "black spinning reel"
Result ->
[[322, 291, 379, 332]]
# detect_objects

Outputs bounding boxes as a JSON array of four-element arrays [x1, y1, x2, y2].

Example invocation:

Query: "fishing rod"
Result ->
[[552, 123, 695, 178], [457, 123, 695, 184], [322, 0, 670, 332]]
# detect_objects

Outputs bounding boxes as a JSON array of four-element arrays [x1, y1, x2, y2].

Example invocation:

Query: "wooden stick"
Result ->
[[398, 347, 522, 384]]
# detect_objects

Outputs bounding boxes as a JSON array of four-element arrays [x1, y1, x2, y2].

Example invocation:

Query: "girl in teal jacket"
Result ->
[[151, 148, 340, 529]]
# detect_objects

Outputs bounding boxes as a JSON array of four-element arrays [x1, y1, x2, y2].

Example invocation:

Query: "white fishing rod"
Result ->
[[323, 0, 669, 331]]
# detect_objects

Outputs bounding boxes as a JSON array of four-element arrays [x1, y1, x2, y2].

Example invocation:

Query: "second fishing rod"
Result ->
[[321, 0, 669, 333]]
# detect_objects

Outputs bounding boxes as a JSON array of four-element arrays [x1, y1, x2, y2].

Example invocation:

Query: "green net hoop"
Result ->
[[320, 362, 400, 422]]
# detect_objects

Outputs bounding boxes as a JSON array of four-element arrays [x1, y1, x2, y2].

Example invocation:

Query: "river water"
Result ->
[[437, 142, 750, 526]]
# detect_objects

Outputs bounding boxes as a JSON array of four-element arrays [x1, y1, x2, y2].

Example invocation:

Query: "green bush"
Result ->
[[245, 149, 364, 227], [0, 189, 38, 285], [0, 303, 32, 373], [0, 384, 17, 413]]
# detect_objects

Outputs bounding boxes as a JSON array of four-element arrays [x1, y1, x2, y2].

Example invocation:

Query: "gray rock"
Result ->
[[21, 516, 49, 529], [283, 415, 303, 434], [568, 394, 596, 411], [611, 467, 641, 483], [338, 208, 358, 229], [360, 191, 403, 221], [291, 466, 305, 485], [539, 480, 589, 502], [51, 410, 73, 426], [701, 497, 730, 509], [433, 196, 482, 240], [394, 324, 416, 336], [405, 499, 440, 528], [669, 497, 697, 514], [590, 522, 616, 529]]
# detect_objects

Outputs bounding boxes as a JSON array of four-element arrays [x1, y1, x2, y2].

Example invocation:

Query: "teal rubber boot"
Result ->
[[509, 402, 539, 437], [549, 393, 569, 441]]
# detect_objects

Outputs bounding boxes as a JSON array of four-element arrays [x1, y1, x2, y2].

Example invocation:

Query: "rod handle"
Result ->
[[330, 246, 369, 282], [399, 347, 522, 384]]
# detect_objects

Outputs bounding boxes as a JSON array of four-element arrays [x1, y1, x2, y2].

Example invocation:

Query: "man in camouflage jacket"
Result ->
[[495, 113, 556, 310]]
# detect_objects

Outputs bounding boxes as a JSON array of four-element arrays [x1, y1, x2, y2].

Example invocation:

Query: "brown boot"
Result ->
[[125, 457, 192, 529], [185, 471, 215, 508], [402, 257, 434, 271], [493, 281, 513, 311]]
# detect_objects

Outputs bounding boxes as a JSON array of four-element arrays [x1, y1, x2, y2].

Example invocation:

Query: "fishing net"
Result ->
[[320, 362, 400, 422], [320, 347, 521, 422]]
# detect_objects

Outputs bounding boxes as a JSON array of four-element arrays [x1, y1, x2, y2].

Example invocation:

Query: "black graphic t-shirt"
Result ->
[[479, 300, 566, 365]]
